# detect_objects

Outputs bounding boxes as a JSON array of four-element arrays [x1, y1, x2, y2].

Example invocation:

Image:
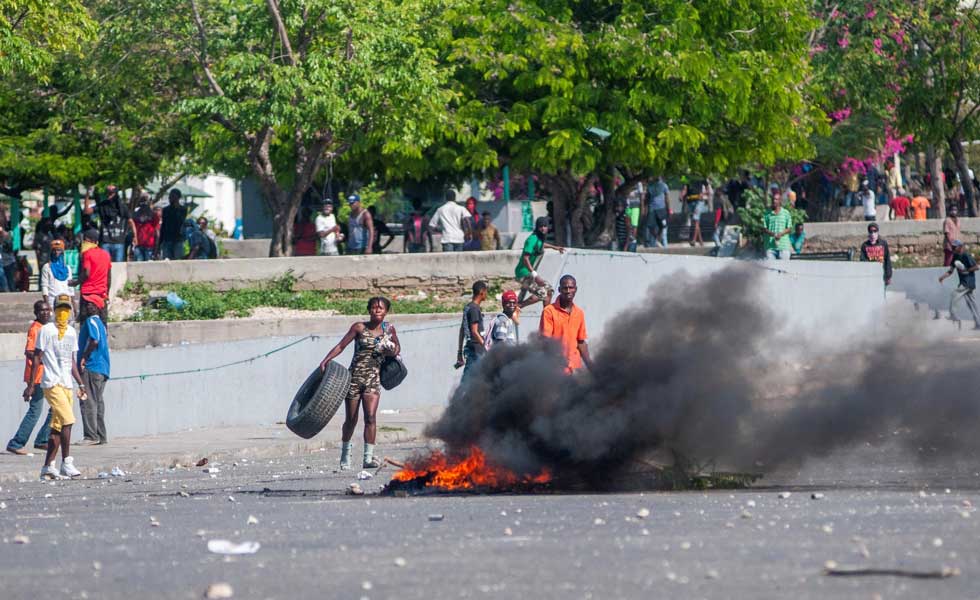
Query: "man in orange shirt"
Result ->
[[539, 275, 593, 373], [5, 301, 52, 455], [910, 186, 931, 221]]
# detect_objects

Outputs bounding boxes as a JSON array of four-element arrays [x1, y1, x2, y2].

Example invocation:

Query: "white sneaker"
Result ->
[[40, 464, 67, 480], [60, 456, 82, 479]]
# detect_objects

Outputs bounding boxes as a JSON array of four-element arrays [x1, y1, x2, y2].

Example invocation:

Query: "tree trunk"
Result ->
[[568, 175, 596, 248], [540, 173, 573, 247], [927, 145, 946, 219], [948, 132, 976, 217]]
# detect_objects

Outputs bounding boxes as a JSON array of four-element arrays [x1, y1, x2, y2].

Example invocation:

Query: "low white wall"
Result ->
[[0, 251, 885, 440]]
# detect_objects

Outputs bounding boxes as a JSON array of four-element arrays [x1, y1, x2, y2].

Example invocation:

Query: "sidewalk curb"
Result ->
[[0, 429, 422, 483]]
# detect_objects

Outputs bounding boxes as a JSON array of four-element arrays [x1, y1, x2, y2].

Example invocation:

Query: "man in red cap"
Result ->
[[72, 229, 111, 325], [486, 290, 520, 349]]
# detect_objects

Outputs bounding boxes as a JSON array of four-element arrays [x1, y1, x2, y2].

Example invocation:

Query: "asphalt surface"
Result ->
[[1, 440, 978, 600]]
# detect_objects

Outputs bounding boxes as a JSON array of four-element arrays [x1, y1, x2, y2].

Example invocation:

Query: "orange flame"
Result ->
[[392, 447, 551, 490]]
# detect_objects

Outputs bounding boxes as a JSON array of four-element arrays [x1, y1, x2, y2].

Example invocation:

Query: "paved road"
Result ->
[[1, 440, 977, 600]]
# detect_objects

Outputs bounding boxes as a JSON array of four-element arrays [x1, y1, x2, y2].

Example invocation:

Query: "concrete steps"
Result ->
[[883, 289, 979, 339], [0, 292, 42, 334]]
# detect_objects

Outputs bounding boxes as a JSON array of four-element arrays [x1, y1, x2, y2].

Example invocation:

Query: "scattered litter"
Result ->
[[356, 470, 374, 480], [636, 508, 650, 519], [347, 483, 364, 496], [932, 538, 943, 548], [97, 472, 110, 479], [746, 500, 756, 508], [503, 527, 513, 536], [44, 493, 52, 498], [110, 467, 125, 477], [593, 518, 606, 525], [196, 458, 209, 467], [962, 499, 973, 508], [227, 496, 236, 503], [178, 491, 190, 498], [204, 467, 220, 474], [705, 569, 719, 580], [821, 524, 834, 534], [778, 492, 792, 499], [204, 582, 234, 599], [0, 502, 6, 510], [824, 565, 960, 579], [394, 557, 407, 567], [811, 493, 825, 500], [12, 534, 29, 544], [361, 581, 373, 591], [247, 515, 259, 526], [740, 511, 752, 519], [379, 409, 400, 415], [207, 540, 260, 555], [428, 514, 444, 522]]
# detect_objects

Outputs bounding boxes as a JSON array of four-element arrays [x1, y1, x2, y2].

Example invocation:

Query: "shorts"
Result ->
[[519, 275, 554, 300], [347, 364, 380, 401], [44, 385, 75, 433]]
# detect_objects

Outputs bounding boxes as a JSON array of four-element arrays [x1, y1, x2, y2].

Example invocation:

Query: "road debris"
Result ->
[[247, 515, 259, 526], [196, 458, 209, 467], [204, 467, 220, 474], [348, 483, 364, 495], [204, 582, 234, 598], [178, 491, 190, 498], [110, 467, 125, 477], [428, 514, 444, 522], [811, 493, 825, 500], [394, 557, 407, 567], [824, 565, 960, 579], [636, 508, 650, 519], [207, 540, 260, 555], [778, 492, 791, 499], [356, 470, 374, 480], [98, 472, 111, 479], [12, 534, 29, 544]]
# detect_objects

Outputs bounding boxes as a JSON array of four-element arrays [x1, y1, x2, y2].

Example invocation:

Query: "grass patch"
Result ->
[[378, 426, 407, 433], [125, 272, 469, 322]]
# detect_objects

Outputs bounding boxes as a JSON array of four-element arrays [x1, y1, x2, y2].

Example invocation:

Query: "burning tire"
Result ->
[[286, 361, 351, 439]]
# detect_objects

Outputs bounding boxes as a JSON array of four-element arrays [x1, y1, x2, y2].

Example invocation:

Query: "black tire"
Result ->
[[286, 361, 351, 439]]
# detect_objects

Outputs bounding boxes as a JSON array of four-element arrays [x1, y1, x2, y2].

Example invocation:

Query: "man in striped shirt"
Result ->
[[763, 191, 793, 260], [613, 199, 635, 252]]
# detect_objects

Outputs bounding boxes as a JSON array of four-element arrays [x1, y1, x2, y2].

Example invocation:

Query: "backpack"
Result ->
[[205, 234, 218, 259]]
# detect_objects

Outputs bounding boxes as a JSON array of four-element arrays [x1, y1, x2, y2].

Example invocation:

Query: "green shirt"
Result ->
[[515, 234, 544, 279], [763, 209, 793, 251]]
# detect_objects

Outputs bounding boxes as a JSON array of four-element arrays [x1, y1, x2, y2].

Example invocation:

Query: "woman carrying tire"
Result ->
[[319, 297, 400, 469]]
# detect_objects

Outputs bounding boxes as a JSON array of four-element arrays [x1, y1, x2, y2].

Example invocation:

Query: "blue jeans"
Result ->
[[461, 346, 482, 383], [160, 239, 184, 260], [442, 243, 463, 252], [133, 246, 153, 261], [7, 386, 51, 450], [766, 249, 792, 260], [103, 243, 126, 262]]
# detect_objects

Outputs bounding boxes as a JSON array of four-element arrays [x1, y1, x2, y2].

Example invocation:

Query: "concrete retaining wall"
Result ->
[[802, 217, 980, 259], [0, 251, 886, 441], [126, 251, 521, 291], [891, 267, 954, 312]]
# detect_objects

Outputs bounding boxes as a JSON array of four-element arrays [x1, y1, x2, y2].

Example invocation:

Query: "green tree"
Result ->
[[113, 0, 452, 256], [438, 0, 824, 246], [0, 1, 93, 80]]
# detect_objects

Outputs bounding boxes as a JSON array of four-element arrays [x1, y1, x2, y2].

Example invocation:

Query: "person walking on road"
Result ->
[[40, 239, 73, 311], [318, 297, 400, 470], [943, 205, 961, 267], [939, 239, 980, 329], [78, 300, 110, 445], [859, 222, 893, 286], [646, 176, 670, 248], [539, 274, 593, 373], [516, 217, 566, 308], [430, 190, 470, 252], [454, 281, 488, 382], [6, 300, 52, 455], [763, 191, 793, 260], [485, 290, 520, 349], [25, 294, 87, 480]]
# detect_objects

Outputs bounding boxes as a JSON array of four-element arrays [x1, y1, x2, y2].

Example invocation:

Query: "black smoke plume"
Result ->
[[424, 266, 980, 486]]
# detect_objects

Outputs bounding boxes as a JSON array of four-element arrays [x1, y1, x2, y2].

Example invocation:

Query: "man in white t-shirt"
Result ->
[[25, 294, 87, 480], [315, 200, 341, 256], [429, 190, 470, 252]]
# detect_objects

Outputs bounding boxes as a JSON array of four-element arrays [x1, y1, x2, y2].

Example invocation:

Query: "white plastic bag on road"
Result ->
[[207, 540, 261, 555]]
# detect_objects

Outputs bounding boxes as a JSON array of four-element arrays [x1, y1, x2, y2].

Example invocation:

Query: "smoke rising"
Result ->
[[425, 265, 980, 485]]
